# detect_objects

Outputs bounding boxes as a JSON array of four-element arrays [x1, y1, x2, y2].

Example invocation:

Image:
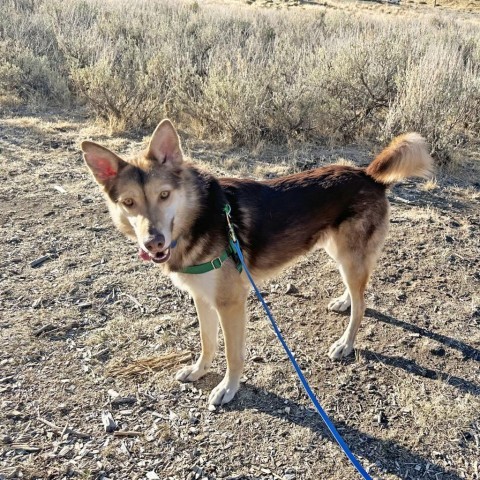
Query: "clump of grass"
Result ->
[[1, 0, 479, 161]]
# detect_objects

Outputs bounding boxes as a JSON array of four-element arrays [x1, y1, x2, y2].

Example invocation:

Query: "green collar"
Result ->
[[178, 240, 242, 275]]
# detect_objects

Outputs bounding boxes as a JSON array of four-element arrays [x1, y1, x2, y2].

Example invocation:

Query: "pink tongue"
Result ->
[[138, 249, 151, 261]]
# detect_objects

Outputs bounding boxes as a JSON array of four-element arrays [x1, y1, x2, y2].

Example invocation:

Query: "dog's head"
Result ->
[[82, 119, 187, 264]]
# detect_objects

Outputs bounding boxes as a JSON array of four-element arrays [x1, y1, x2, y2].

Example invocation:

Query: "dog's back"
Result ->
[[219, 132, 433, 276]]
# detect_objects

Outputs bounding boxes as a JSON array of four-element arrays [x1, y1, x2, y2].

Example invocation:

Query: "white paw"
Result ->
[[208, 377, 240, 406], [328, 294, 351, 312], [328, 337, 354, 360], [175, 362, 209, 383]]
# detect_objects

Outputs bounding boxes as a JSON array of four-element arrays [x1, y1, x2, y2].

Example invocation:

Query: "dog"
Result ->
[[82, 119, 433, 406]]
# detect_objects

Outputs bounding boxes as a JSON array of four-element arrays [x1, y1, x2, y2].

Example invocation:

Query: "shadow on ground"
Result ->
[[366, 309, 480, 362], [220, 383, 463, 480]]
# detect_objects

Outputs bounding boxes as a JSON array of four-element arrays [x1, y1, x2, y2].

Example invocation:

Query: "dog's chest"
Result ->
[[169, 271, 217, 303]]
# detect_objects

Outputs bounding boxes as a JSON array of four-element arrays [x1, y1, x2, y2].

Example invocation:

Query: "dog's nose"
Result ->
[[144, 233, 165, 253]]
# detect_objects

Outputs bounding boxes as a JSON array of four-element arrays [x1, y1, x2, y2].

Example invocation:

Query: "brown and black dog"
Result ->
[[82, 120, 433, 406]]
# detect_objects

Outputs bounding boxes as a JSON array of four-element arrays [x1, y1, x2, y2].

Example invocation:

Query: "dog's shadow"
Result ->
[[191, 307, 479, 479], [215, 382, 463, 480], [365, 308, 480, 363]]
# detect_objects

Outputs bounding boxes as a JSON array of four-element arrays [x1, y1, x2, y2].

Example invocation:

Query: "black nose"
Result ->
[[144, 233, 165, 253]]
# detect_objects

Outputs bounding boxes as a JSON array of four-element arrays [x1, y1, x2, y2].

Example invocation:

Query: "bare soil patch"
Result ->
[[0, 109, 479, 480]]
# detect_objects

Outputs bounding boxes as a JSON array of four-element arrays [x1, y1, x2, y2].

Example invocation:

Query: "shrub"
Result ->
[[1, 0, 479, 160]]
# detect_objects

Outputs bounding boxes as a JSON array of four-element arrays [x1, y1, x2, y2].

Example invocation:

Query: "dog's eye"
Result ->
[[160, 191, 170, 200], [122, 198, 134, 207]]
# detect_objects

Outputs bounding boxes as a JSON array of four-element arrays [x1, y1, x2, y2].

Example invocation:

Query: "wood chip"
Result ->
[[38, 417, 90, 439], [32, 324, 55, 337], [53, 185, 67, 194], [111, 396, 137, 407], [30, 255, 52, 268], [11, 444, 41, 453], [112, 430, 142, 438]]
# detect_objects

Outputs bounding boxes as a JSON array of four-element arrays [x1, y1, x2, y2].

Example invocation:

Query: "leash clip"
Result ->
[[223, 203, 237, 243]]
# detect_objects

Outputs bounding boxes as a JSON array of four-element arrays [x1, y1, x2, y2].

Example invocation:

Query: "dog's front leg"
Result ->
[[176, 296, 219, 382], [208, 299, 247, 406]]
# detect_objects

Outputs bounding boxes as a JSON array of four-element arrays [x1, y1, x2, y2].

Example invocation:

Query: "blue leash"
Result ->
[[224, 205, 372, 480]]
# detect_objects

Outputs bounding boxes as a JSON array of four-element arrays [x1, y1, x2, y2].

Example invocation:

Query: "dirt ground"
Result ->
[[0, 107, 479, 480]]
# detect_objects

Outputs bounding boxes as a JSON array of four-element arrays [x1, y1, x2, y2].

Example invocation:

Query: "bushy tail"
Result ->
[[366, 133, 433, 185]]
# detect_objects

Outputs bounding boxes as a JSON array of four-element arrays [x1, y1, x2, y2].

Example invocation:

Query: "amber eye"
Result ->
[[159, 191, 170, 200], [122, 198, 134, 207]]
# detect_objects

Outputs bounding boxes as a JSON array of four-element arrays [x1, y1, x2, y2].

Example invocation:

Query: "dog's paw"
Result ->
[[328, 337, 354, 360], [208, 377, 240, 406], [328, 293, 351, 313], [175, 363, 209, 383]]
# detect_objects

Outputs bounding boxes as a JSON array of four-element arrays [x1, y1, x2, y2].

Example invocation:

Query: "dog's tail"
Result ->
[[366, 133, 433, 185]]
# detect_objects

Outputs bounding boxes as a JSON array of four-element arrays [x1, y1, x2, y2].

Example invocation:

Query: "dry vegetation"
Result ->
[[1, 0, 480, 161], [1, 1, 480, 480]]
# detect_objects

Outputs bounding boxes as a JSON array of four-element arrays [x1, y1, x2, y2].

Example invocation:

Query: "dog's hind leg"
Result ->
[[208, 297, 247, 406], [176, 296, 219, 382], [327, 259, 370, 360], [325, 215, 387, 360]]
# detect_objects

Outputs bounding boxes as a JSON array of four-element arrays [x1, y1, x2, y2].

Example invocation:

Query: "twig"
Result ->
[[113, 431, 142, 438], [38, 417, 90, 439], [30, 255, 52, 268]]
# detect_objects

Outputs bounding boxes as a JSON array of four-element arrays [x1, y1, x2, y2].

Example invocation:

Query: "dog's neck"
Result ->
[[165, 165, 229, 273]]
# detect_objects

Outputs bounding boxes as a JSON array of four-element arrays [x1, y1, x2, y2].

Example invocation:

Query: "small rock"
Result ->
[[396, 292, 407, 301], [285, 283, 298, 295], [107, 389, 119, 399], [251, 356, 265, 363], [207, 404, 216, 412], [376, 411, 387, 426], [146, 472, 160, 480], [101, 411, 118, 433], [192, 465, 203, 478], [1, 435, 12, 444]]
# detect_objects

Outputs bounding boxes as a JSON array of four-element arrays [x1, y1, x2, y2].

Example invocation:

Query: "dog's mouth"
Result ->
[[138, 247, 171, 264]]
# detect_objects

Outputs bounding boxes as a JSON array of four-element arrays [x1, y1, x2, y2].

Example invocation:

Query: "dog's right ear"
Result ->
[[81, 141, 127, 185]]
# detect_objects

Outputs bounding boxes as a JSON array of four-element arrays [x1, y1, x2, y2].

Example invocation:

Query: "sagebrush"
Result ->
[[1, 0, 480, 161]]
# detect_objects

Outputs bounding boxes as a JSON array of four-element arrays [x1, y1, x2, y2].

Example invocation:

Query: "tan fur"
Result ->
[[366, 133, 433, 185], [82, 120, 433, 407]]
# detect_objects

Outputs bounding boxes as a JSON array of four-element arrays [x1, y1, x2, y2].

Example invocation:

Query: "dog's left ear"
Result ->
[[147, 119, 183, 167]]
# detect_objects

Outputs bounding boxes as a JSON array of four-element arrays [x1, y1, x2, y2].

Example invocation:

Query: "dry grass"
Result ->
[[1, 0, 480, 162]]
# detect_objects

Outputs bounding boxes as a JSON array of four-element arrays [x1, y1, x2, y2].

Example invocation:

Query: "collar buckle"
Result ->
[[210, 257, 223, 270]]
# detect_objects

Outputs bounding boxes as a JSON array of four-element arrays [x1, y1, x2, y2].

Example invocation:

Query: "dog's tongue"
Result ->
[[138, 249, 151, 261]]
